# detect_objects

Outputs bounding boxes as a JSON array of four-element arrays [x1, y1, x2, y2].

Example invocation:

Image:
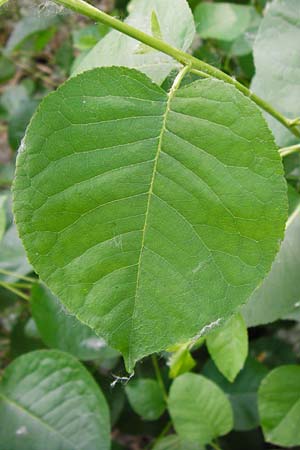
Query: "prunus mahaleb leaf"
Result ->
[[74, 0, 195, 84], [206, 313, 248, 382], [168, 373, 233, 444], [125, 378, 166, 421], [258, 365, 300, 447], [13, 66, 287, 372], [0, 350, 110, 450], [251, 0, 300, 146], [243, 205, 300, 327], [31, 282, 120, 362]]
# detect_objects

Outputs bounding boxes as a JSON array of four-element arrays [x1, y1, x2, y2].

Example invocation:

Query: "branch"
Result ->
[[52, 0, 299, 139], [279, 143, 300, 158]]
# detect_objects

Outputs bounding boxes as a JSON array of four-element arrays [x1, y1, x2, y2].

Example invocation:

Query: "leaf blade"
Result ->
[[13, 66, 287, 371]]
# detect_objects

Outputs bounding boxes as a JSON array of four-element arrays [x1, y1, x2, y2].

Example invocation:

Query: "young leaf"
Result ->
[[0, 195, 7, 242], [13, 66, 287, 372], [243, 206, 300, 327], [168, 373, 233, 445], [168, 344, 196, 379], [252, 0, 300, 146], [258, 365, 300, 447], [203, 357, 268, 431], [153, 435, 204, 450], [194, 3, 256, 41], [0, 350, 110, 450], [125, 378, 166, 421], [31, 283, 120, 362], [206, 313, 248, 382], [74, 0, 195, 84]]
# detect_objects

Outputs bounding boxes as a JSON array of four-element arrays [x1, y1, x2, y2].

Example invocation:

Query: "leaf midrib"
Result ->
[[127, 73, 181, 365]]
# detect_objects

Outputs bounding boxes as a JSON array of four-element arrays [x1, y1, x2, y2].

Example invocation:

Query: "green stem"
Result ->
[[279, 143, 300, 158], [0, 268, 36, 283], [8, 282, 33, 289], [53, 0, 300, 139], [0, 281, 30, 301], [151, 354, 168, 402], [210, 441, 222, 450]]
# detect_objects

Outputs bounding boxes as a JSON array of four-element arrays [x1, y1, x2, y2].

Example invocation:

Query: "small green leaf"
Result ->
[[13, 66, 287, 372], [203, 356, 268, 431], [125, 378, 166, 420], [194, 3, 256, 41], [0, 195, 7, 242], [0, 350, 110, 450], [252, 0, 300, 146], [151, 10, 163, 40], [206, 313, 248, 382], [5, 13, 58, 55], [168, 344, 196, 379], [74, 0, 195, 84], [258, 365, 300, 447], [168, 373, 233, 445], [153, 435, 204, 450], [31, 283, 120, 362]]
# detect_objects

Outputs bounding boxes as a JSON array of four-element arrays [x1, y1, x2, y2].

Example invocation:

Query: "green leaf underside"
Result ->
[[243, 206, 300, 327], [74, 0, 195, 84], [194, 2, 255, 42], [13, 66, 286, 372], [251, 0, 300, 146], [206, 313, 248, 382], [168, 373, 233, 444], [0, 350, 110, 450], [258, 365, 300, 446]]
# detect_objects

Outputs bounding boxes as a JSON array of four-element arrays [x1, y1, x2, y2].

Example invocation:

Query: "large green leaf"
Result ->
[[243, 205, 300, 327], [206, 313, 248, 382], [74, 0, 195, 84], [13, 66, 287, 372], [258, 365, 300, 447], [31, 282, 120, 361], [251, 0, 300, 146], [125, 378, 166, 420], [168, 373, 233, 445], [0, 350, 110, 450], [194, 3, 257, 41], [203, 357, 268, 431]]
